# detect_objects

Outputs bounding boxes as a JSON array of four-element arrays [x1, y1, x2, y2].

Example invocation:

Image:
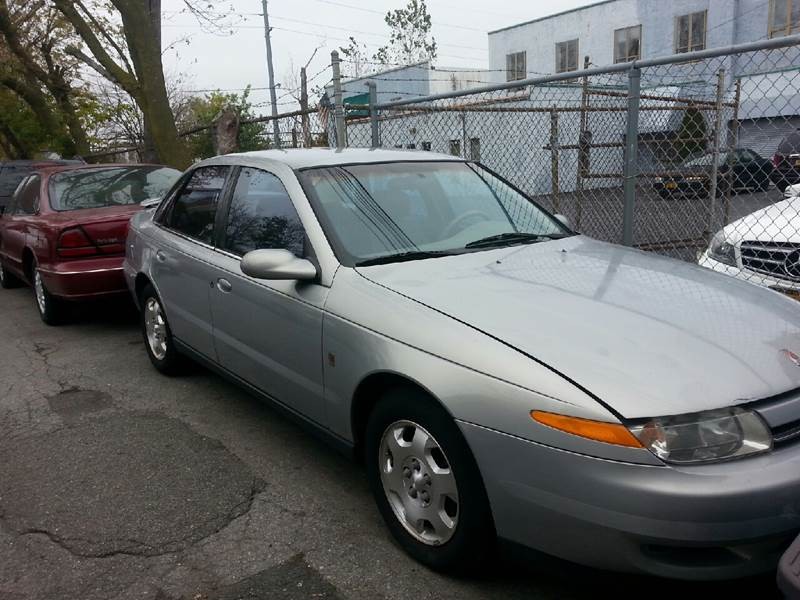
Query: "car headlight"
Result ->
[[708, 231, 737, 267], [654, 177, 663, 183], [685, 175, 707, 182], [628, 407, 772, 465]]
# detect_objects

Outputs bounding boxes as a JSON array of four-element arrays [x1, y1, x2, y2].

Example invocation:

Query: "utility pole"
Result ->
[[261, 0, 281, 148]]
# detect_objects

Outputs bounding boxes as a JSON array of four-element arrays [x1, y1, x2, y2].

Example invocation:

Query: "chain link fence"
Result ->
[[336, 35, 800, 297]]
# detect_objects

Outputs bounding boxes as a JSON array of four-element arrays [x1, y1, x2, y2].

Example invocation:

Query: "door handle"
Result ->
[[155, 250, 167, 263], [217, 278, 232, 293]]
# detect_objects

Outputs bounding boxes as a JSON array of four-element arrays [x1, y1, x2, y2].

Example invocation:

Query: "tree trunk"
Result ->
[[0, 120, 30, 158], [115, 0, 189, 168]]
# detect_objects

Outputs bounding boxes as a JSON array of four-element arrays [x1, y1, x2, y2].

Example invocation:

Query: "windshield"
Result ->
[[300, 161, 570, 266], [49, 166, 181, 211]]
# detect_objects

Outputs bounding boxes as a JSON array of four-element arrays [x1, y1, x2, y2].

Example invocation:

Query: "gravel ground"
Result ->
[[0, 284, 781, 599]]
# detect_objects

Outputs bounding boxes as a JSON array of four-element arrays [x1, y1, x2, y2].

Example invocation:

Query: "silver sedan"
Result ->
[[123, 149, 800, 580]]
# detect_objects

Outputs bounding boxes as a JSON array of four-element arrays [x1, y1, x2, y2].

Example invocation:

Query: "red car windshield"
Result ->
[[49, 166, 181, 212]]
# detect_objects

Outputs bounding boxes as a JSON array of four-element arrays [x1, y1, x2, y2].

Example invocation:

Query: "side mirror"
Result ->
[[241, 249, 317, 281], [554, 213, 570, 229]]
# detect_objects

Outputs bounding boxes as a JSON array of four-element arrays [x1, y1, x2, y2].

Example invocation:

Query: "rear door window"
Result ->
[[161, 166, 230, 245], [0, 165, 33, 207], [222, 167, 305, 257], [14, 175, 40, 215]]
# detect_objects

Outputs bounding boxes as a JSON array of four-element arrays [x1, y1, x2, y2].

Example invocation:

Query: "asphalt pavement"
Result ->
[[0, 285, 783, 599]]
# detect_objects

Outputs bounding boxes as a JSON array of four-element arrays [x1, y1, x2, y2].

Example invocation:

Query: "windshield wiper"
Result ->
[[355, 250, 460, 267], [465, 232, 570, 249]]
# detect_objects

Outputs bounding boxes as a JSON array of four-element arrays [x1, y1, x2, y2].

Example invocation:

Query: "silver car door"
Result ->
[[209, 166, 328, 425], [150, 165, 232, 360]]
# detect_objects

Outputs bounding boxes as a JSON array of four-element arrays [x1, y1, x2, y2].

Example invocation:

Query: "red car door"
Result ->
[[1, 175, 41, 280]]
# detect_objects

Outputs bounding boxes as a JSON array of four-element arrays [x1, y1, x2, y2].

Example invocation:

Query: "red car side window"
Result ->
[[14, 175, 40, 216]]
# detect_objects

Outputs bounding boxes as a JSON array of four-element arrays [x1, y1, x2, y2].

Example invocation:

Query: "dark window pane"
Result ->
[[677, 15, 690, 51], [15, 176, 39, 215], [0, 166, 32, 203], [223, 168, 304, 257], [691, 11, 706, 50], [165, 166, 228, 244]]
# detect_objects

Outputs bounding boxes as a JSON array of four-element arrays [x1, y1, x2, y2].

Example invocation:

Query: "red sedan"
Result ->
[[0, 164, 181, 324]]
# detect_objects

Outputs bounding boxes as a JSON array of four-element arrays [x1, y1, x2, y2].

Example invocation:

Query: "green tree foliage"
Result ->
[[675, 107, 707, 160], [339, 36, 370, 78], [183, 87, 269, 160], [374, 0, 437, 66]]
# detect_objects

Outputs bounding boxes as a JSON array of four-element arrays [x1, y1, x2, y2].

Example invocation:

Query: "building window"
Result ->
[[613, 25, 641, 63], [675, 10, 707, 53], [506, 51, 526, 81], [421, 141, 431, 151], [449, 139, 461, 156], [406, 143, 416, 149], [469, 138, 481, 161], [555, 39, 579, 73], [769, 0, 800, 37]]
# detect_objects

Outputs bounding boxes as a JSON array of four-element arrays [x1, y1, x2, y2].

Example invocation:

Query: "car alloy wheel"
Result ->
[[34, 270, 47, 315], [378, 420, 459, 546], [144, 296, 168, 361]]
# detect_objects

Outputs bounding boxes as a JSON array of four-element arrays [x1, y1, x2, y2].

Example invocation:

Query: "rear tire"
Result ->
[[365, 386, 496, 573], [139, 283, 184, 375], [33, 267, 64, 325], [0, 259, 20, 289]]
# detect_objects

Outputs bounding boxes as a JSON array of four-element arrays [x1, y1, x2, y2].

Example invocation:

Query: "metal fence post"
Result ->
[[331, 50, 346, 149], [622, 66, 641, 247], [549, 108, 560, 213], [707, 68, 726, 239], [367, 81, 379, 148]]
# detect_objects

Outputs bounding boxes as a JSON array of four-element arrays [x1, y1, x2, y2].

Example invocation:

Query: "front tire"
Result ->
[[365, 387, 495, 572], [33, 267, 64, 325], [139, 283, 183, 375]]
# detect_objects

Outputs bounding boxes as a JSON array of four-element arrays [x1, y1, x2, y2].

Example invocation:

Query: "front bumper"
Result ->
[[459, 420, 800, 580], [38, 256, 128, 300], [698, 251, 800, 295]]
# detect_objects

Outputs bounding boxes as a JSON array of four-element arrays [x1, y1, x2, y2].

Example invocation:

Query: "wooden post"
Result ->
[[724, 78, 741, 225], [212, 107, 240, 155]]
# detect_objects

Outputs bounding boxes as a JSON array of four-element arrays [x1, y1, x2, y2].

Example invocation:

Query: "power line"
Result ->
[[269, 14, 487, 54], [305, 0, 486, 32]]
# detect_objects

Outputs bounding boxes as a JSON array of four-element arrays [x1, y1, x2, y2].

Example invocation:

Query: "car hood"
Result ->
[[356, 236, 800, 418], [723, 197, 800, 243]]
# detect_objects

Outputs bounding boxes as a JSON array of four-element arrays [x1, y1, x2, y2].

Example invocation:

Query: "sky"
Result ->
[[159, 0, 598, 112]]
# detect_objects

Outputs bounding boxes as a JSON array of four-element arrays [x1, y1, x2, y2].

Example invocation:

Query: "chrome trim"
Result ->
[[37, 266, 125, 276]]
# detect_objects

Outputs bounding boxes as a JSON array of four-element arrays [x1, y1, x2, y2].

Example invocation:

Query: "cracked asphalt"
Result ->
[[0, 286, 783, 599]]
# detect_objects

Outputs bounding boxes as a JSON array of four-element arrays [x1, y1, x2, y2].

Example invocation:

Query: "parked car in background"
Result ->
[[699, 196, 800, 297], [772, 128, 800, 193], [126, 149, 800, 580], [0, 159, 83, 212], [0, 163, 181, 324], [654, 148, 773, 198]]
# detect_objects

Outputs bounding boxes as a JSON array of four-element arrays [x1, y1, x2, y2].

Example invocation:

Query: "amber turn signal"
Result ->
[[531, 411, 643, 448]]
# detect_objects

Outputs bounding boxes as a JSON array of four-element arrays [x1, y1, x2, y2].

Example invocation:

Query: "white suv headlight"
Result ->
[[708, 231, 737, 267], [628, 407, 772, 465]]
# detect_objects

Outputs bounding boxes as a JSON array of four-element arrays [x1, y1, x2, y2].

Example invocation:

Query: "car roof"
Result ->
[[224, 148, 463, 169], [33, 163, 175, 176]]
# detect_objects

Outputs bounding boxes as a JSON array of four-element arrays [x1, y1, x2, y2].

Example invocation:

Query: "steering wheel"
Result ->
[[442, 210, 493, 238]]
